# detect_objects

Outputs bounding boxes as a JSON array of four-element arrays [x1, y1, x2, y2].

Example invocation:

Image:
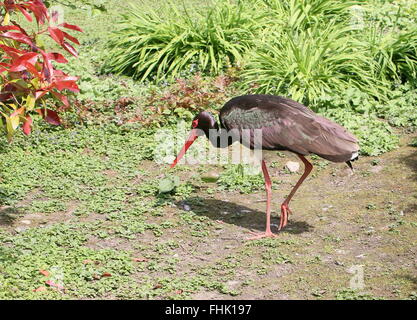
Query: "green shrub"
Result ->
[[374, 84, 417, 128], [365, 25, 417, 83], [104, 0, 262, 82], [242, 23, 383, 104], [262, 0, 357, 30], [314, 84, 417, 129], [242, 0, 416, 103], [313, 87, 376, 114], [359, 1, 417, 83], [363, 0, 417, 30]]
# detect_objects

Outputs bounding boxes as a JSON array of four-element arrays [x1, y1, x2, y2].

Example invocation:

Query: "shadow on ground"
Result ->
[[0, 206, 22, 226], [402, 147, 417, 181], [399, 274, 417, 290], [178, 197, 314, 235]]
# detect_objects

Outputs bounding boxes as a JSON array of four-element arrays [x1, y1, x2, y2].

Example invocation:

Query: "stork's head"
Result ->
[[170, 111, 215, 168]]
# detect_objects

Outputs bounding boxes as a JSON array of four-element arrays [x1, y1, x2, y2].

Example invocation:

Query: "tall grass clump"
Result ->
[[364, 23, 417, 84], [261, 0, 358, 30], [241, 0, 387, 105], [242, 23, 382, 105], [103, 0, 263, 82]]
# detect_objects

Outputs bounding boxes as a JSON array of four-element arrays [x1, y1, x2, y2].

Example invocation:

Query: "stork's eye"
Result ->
[[192, 119, 199, 128]]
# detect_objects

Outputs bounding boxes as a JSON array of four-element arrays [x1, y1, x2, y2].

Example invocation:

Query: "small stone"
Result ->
[[366, 229, 375, 235], [183, 204, 191, 211], [322, 204, 333, 211], [14, 227, 27, 233], [285, 161, 300, 173]]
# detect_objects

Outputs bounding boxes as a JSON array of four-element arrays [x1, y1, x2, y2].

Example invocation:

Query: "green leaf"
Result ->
[[158, 175, 180, 193]]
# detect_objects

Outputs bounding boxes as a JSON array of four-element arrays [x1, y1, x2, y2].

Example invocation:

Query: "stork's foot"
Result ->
[[247, 230, 277, 240], [279, 203, 292, 230]]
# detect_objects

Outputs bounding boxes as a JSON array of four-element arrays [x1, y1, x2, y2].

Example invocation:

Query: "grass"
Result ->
[[102, 0, 417, 107], [0, 0, 417, 300], [242, 0, 387, 104], [242, 23, 383, 104], [1, 122, 417, 299], [103, 0, 263, 82], [92, 0, 416, 157]]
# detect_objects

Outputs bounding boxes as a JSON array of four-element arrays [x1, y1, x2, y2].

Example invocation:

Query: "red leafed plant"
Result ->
[[0, 0, 82, 141]]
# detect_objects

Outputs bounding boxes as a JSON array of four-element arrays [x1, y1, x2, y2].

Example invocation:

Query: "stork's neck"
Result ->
[[201, 116, 234, 149]]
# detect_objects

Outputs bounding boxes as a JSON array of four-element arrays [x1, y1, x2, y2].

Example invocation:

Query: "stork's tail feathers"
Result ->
[[346, 153, 359, 172]]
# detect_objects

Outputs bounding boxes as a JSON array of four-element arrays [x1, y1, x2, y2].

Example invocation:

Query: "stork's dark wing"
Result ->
[[220, 95, 359, 162]]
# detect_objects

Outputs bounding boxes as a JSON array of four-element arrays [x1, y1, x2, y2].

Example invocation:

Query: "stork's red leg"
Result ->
[[248, 160, 276, 240], [279, 154, 313, 230]]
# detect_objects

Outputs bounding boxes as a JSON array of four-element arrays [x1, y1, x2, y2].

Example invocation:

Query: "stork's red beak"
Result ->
[[170, 129, 199, 168]]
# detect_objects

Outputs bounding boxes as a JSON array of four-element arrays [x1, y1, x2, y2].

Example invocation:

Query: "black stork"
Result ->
[[170, 94, 359, 239]]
